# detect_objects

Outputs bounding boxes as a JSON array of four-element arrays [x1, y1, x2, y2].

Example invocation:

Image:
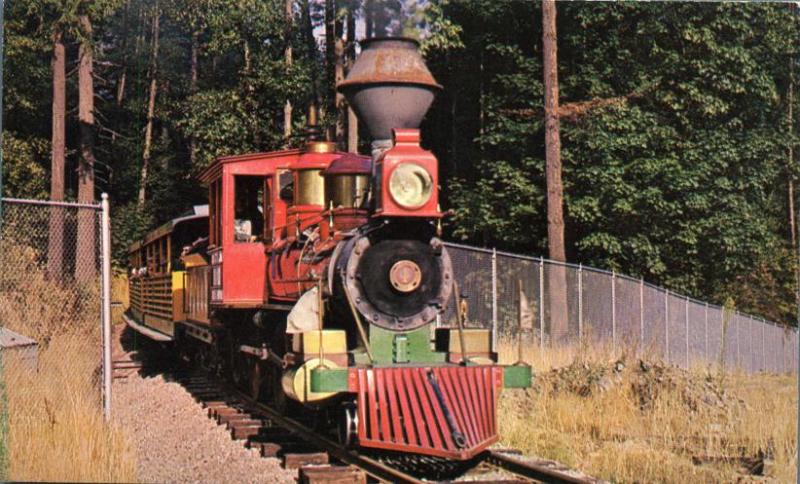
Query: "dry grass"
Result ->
[[497, 338, 797, 483], [0, 245, 136, 482]]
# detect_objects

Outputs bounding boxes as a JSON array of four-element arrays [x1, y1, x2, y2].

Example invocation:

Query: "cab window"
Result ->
[[234, 176, 266, 243]]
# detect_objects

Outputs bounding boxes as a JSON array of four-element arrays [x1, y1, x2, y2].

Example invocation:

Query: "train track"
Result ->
[[165, 368, 601, 484]]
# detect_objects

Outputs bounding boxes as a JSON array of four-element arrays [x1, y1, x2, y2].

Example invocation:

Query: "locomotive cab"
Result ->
[[199, 152, 280, 307], [197, 144, 344, 306]]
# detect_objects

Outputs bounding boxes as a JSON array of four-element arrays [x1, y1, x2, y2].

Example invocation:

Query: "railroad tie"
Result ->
[[298, 465, 366, 484], [230, 422, 264, 440], [225, 417, 263, 430], [246, 440, 282, 458], [283, 452, 329, 470]]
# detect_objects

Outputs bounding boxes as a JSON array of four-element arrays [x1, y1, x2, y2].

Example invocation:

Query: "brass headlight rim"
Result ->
[[388, 162, 433, 210]]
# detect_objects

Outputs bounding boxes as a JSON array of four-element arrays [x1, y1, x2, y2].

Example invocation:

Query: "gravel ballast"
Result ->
[[113, 371, 297, 483]]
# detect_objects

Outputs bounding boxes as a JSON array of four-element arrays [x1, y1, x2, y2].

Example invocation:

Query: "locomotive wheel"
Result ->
[[249, 361, 265, 400], [338, 402, 358, 447], [266, 362, 292, 414], [231, 348, 248, 390]]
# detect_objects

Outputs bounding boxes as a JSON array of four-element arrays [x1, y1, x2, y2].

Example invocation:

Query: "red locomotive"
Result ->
[[126, 37, 530, 461]]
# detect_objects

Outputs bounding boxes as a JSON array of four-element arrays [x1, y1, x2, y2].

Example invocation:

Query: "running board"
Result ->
[[122, 312, 173, 342]]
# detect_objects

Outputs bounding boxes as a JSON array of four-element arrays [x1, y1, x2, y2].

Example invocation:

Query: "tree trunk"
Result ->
[[190, 33, 198, 92], [116, 68, 127, 106], [346, 10, 357, 152], [48, 28, 66, 280], [789, 55, 796, 247], [243, 40, 252, 76], [324, 0, 336, 139], [365, 0, 373, 39], [302, 0, 320, 111], [75, 15, 97, 282], [451, 90, 457, 173], [541, 0, 568, 343], [283, 0, 293, 144], [187, 31, 199, 166], [115, 0, 130, 106], [334, 36, 345, 145], [788, 44, 798, 323], [542, 0, 565, 262], [139, 4, 160, 205], [242, 39, 260, 146]]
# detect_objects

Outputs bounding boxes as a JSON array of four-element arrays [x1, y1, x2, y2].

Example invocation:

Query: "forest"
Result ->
[[1, 0, 799, 325]]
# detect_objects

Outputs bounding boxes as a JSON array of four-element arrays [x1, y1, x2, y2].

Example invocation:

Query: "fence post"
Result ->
[[0, 5, 6, 478], [720, 309, 724, 368], [704, 302, 709, 363], [101, 194, 112, 421], [578, 263, 583, 344], [735, 312, 740, 371], [611, 271, 616, 354], [0, 0, 5, 222], [760, 319, 765, 372], [685, 297, 689, 368], [665, 289, 670, 364], [749, 317, 754, 373], [491, 248, 497, 353], [539, 257, 545, 356], [784, 328, 788, 373], [640, 278, 644, 350]]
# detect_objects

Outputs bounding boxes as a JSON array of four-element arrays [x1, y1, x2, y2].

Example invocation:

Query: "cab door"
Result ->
[[221, 173, 269, 306]]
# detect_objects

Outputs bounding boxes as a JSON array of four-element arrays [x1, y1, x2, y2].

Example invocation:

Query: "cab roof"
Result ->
[[197, 149, 302, 184]]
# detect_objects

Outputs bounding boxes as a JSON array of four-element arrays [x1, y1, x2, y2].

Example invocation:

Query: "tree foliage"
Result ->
[[2, 1, 799, 324], [424, 2, 799, 324]]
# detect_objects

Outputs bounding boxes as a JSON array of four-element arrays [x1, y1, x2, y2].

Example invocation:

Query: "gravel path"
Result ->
[[111, 322, 296, 484], [113, 372, 297, 484]]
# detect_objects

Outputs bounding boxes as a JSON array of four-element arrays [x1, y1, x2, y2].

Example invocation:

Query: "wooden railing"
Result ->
[[128, 274, 172, 321]]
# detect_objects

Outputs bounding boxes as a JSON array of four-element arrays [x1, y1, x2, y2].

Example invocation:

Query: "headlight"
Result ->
[[388, 163, 433, 209]]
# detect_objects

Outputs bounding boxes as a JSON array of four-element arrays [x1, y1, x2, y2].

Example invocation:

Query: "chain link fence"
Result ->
[[443, 242, 799, 373], [0, 197, 111, 477]]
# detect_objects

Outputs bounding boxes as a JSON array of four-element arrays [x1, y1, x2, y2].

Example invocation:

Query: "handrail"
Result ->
[[0, 197, 101, 210]]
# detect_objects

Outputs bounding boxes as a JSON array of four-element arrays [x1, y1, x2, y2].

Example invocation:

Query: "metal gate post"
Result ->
[[578, 264, 583, 344], [665, 289, 670, 364], [685, 298, 689, 368], [491, 248, 497, 353], [611, 271, 616, 354], [539, 257, 544, 355], [101, 194, 112, 421]]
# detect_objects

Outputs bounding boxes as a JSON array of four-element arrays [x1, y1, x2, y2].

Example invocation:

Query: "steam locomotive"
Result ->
[[125, 37, 530, 461]]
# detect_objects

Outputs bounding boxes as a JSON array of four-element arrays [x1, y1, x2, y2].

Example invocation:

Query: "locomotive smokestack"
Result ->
[[337, 37, 441, 145]]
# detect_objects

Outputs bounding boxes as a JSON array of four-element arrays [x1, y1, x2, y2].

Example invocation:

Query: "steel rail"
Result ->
[[484, 450, 598, 484], [226, 385, 425, 484]]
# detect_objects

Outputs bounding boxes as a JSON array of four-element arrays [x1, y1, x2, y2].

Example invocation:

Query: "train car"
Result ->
[[126, 205, 208, 340], [124, 37, 531, 461]]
